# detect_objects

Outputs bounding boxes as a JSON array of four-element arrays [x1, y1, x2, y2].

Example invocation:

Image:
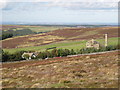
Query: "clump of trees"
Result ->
[[1, 28, 50, 40], [2, 33, 13, 40], [34, 45, 119, 60], [1, 29, 36, 40], [2, 45, 119, 62], [2, 50, 26, 62]]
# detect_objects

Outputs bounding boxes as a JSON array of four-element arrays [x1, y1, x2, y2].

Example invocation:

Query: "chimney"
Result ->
[[105, 34, 108, 47]]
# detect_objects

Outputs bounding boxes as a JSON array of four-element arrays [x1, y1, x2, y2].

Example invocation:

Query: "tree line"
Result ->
[[1, 45, 119, 62], [1, 28, 50, 40], [1, 28, 36, 40]]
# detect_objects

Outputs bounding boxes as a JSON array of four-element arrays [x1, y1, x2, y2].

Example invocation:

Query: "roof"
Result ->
[[34, 52, 39, 56], [87, 39, 99, 44], [22, 52, 34, 57]]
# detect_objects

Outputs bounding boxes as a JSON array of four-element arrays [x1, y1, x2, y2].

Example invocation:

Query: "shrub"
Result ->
[[105, 45, 116, 51]]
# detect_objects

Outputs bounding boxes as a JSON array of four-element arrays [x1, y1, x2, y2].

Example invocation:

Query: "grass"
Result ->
[[25, 26, 71, 33], [16, 35, 65, 48], [4, 37, 119, 53], [2, 51, 118, 88], [71, 30, 98, 39], [27, 26, 60, 32], [4, 26, 70, 33], [50, 83, 67, 88], [98, 37, 119, 46]]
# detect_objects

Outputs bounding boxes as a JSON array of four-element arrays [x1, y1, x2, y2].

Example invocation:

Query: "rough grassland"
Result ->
[[2, 51, 118, 88], [2, 27, 118, 49], [4, 37, 119, 53], [1, 25, 70, 32]]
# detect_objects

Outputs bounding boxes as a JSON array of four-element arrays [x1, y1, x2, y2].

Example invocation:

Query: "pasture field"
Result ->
[[26, 26, 70, 32], [4, 37, 119, 53]]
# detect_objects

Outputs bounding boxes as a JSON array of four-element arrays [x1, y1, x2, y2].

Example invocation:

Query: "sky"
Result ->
[[0, 0, 119, 25]]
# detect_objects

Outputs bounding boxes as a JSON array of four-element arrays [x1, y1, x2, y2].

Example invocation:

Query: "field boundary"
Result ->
[[67, 50, 119, 57], [2, 50, 119, 64]]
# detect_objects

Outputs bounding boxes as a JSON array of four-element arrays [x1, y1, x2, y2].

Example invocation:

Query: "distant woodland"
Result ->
[[1, 28, 37, 40]]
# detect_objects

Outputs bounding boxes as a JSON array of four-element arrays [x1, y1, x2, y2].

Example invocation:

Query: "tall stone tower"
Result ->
[[105, 34, 108, 47]]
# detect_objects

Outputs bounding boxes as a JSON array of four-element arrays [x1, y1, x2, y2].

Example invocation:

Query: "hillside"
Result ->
[[2, 27, 118, 49], [2, 51, 118, 88], [1, 25, 69, 32]]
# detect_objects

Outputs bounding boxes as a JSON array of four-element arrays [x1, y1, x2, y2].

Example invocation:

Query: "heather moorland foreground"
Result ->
[[1, 1, 119, 89], [2, 51, 118, 88]]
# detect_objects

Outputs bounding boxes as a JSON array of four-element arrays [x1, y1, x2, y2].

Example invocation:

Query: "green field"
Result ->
[[27, 26, 68, 32], [3, 25, 70, 33], [4, 37, 119, 53]]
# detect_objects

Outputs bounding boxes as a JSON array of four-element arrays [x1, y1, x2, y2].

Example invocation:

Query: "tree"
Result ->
[[57, 49, 64, 57], [70, 49, 76, 55], [64, 49, 70, 56], [36, 52, 47, 59], [2, 33, 13, 40], [2, 51, 10, 62], [45, 50, 53, 58], [14, 51, 25, 61], [51, 48, 58, 57]]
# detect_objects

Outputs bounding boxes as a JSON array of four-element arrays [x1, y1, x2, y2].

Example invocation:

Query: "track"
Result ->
[[2, 50, 119, 69]]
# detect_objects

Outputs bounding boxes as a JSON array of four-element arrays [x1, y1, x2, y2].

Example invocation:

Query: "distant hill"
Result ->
[[2, 27, 118, 49]]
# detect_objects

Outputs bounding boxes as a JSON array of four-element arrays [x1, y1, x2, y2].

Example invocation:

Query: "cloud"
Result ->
[[44, 2, 118, 10], [0, 0, 7, 9], [34, 0, 119, 3], [1, 0, 119, 11], [34, 0, 119, 10]]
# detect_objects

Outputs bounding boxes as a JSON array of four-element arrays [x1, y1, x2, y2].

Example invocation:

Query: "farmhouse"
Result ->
[[22, 52, 39, 60], [86, 39, 101, 49]]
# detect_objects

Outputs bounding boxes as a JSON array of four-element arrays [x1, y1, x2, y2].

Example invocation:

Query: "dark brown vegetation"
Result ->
[[2, 27, 118, 49], [48, 27, 118, 39], [2, 51, 119, 88]]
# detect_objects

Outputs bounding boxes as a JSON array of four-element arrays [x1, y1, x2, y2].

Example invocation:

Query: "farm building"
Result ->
[[22, 52, 39, 60], [86, 34, 108, 49], [86, 39, 101, 49]]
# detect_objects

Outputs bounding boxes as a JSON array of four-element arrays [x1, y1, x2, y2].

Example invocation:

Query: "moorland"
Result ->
[[1, 25, 119, 88]]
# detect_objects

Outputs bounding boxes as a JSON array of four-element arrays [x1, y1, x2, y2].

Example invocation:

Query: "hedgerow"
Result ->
[[2, 45, 119, 62]]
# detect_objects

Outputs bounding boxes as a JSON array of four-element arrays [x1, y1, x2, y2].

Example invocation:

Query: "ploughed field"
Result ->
[[2, 51, 119, 88], [2, 27, 118, 49]]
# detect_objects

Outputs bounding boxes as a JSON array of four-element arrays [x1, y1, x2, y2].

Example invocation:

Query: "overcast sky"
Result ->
[[0, 0, 119, 24]]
